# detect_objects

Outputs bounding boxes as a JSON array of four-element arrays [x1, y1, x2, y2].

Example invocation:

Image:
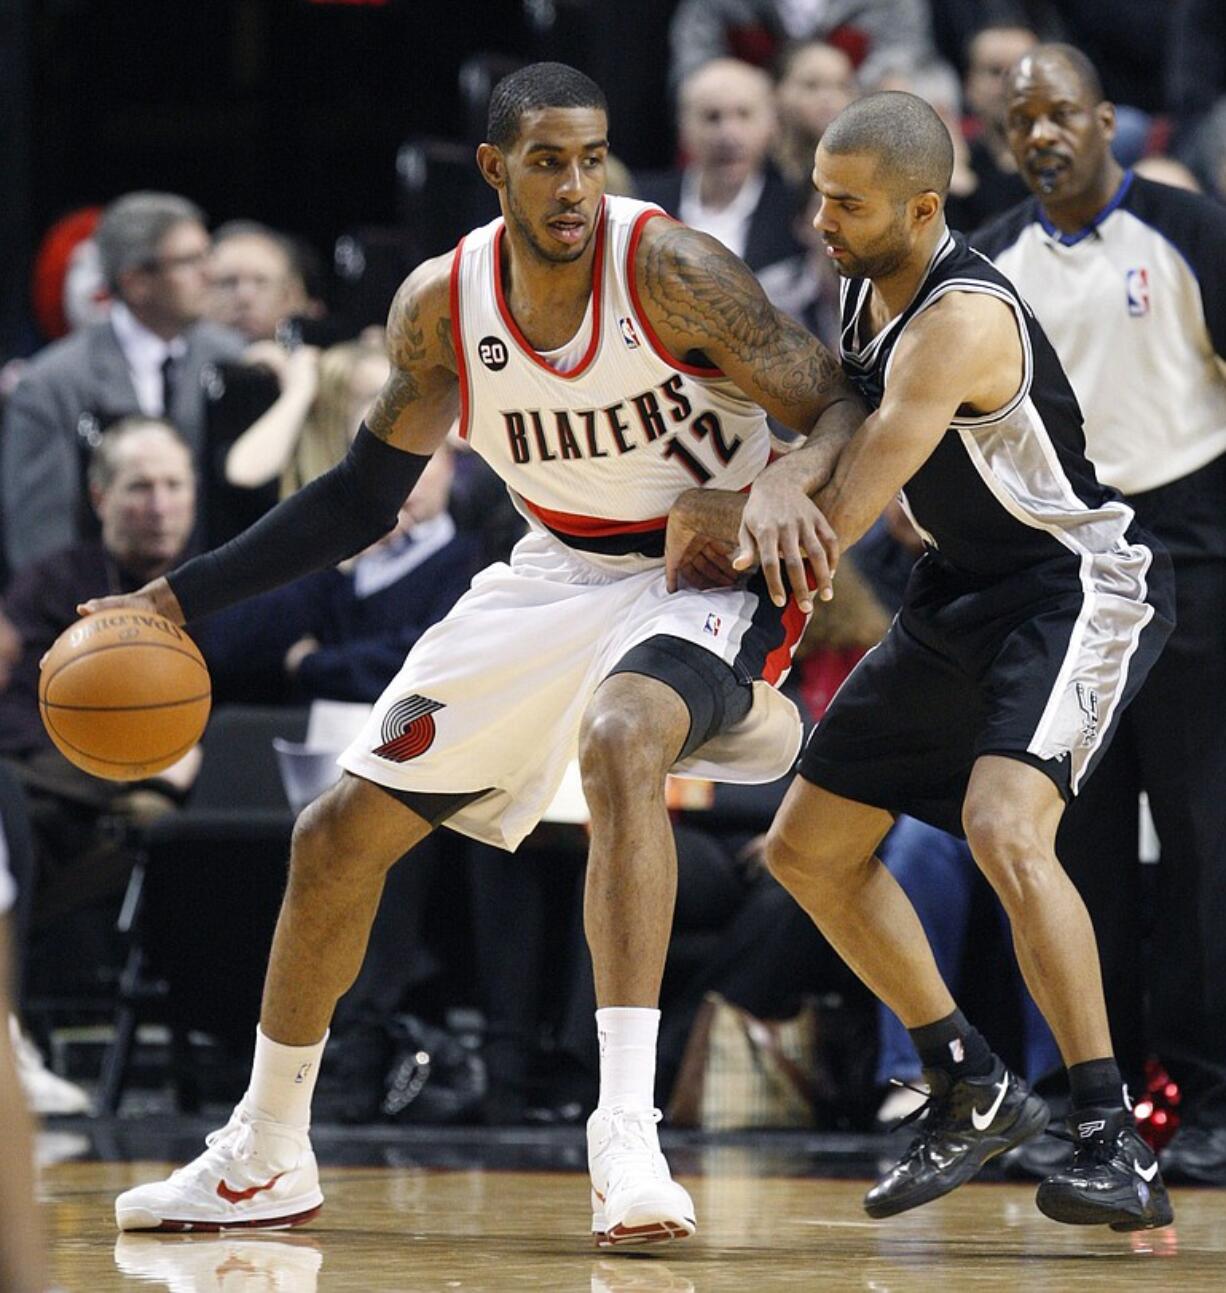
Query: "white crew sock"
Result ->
[[596, 1007, 660, 1111], [241, 1025, 328, 1129]]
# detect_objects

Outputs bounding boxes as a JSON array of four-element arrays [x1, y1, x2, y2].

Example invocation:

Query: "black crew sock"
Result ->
[[1068, 1057, 1124, 1112], [908, 1009, 995, 1081]]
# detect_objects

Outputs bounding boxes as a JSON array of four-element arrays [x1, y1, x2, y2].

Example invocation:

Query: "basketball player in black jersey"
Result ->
[[672, 90, 1176, 1231]]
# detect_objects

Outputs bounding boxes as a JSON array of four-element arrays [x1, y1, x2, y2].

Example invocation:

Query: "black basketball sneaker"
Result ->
[[1036, 1107, 1174, 1231], [865, 1059, 1049, 1218]]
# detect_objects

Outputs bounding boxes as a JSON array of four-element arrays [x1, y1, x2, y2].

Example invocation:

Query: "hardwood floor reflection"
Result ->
[[46, 1161, 1219, 1291]]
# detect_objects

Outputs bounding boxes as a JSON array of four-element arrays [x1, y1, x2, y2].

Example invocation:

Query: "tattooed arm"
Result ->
[[638, 219, 864, 609], [78, 258, 460, 624], [365, 253, 460, 452]]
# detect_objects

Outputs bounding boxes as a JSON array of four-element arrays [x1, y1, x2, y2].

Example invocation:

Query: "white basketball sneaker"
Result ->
[[115, 1104, 323, 1232], [588, 1106, 696, 1248]]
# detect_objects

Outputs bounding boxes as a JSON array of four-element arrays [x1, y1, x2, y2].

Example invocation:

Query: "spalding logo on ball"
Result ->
[[38, 611, 212, 781]]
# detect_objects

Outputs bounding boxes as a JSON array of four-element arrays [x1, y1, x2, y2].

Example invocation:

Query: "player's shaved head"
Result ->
[[487, 62, 608, 150], [1008, 43, 1104, 107], [821, 92, 954, 200]]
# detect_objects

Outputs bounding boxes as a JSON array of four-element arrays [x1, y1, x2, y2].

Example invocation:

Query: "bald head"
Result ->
[[1008, 43, 1103, 107], [679, 58, 773, 116], [822, 91, 954, 200], [678, 58, 776, 196]]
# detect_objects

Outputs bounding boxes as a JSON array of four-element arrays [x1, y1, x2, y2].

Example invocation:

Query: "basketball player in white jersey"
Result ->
[[676, 91, 1175, 1231], [85, 63, 862, 1245]]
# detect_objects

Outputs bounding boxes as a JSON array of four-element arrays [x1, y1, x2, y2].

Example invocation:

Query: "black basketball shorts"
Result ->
[[799, 549, 1174, 837]]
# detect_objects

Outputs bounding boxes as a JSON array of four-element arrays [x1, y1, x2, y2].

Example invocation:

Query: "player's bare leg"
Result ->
[[766, 779, 1047, 1217], [578, 672, 697, 1249], [963, 755, 1171, 1229], [260, 774, 433, 1044], [962, 756, 1111, 1065], [115, 773, 432, 1232], [765, 780, 954, 1023]]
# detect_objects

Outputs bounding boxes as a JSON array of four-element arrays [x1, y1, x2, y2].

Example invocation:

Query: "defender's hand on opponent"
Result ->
[[732, 463, 839, 613], [665, 490, 744, 593]]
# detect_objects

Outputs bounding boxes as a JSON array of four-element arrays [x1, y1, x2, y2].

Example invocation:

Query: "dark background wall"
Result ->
[[3, 0, 682, 357]]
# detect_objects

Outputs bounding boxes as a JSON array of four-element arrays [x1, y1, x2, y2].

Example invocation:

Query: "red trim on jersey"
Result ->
[[520, 498, 667, 538], [625, 209, 727, 380], [762, 596, 808, 686], [491, 203, 606, 380], [449, 237, 470, 440]]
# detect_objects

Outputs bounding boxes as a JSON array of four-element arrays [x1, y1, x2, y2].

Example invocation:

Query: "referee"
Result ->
[[974, 44, 1226, 1186]]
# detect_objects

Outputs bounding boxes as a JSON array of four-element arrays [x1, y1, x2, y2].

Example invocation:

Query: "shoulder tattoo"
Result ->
[[640, 223, 845, 406]]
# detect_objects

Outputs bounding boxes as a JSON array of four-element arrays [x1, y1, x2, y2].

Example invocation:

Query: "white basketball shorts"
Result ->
[[339, 530, 806, 849]]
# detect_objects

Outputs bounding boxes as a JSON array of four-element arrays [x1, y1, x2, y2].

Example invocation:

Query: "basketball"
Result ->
[[38, 610, 211, 781]]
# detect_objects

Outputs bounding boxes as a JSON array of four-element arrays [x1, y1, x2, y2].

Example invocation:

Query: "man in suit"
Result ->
[[1, 192, 244, 573], [636, 58, 805, 272]]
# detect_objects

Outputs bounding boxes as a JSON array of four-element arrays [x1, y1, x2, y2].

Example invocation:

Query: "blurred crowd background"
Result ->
[[0, 0, 1220, 1150]]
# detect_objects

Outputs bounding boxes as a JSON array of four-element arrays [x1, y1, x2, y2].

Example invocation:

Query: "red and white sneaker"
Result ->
[[588, 1107, 696, 1249], [115, 1105, 323, 1232]]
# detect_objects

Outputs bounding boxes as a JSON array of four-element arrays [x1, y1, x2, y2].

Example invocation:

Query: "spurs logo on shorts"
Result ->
[[373, 695, 445, 763], [1075, 682, 1100, 747]]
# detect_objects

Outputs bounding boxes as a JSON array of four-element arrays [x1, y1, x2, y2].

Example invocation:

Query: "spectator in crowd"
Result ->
[[1, 192, 244, 573], [636, 58, 805, 271], [975, 43, 1226, 1186], [957, 21, 1038, 228], [207, 221, 319, 345], [225, 333, 388, 498], [757, 191, 842, 350], [1185, 99, 1226, 202], [0, 420, 206, 931], [1167, 0, 1226, 149], [670, 0, 937, 92], [773, 40, 858, 187], [1131, 155, 1202, 192], [215, 443, 481, 706]]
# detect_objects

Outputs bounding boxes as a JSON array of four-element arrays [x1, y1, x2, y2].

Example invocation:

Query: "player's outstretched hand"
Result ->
[[76, 577, 186, 626], [733, 469, 839, 612]]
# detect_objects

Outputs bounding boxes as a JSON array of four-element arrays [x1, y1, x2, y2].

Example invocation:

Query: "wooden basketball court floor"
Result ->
[[39, 1122, 1224, 1291]]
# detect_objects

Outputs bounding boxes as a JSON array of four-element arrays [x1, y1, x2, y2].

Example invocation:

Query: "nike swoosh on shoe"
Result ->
[[216, 1174, 284, 1204], [971, 1078, 1009, 1131]]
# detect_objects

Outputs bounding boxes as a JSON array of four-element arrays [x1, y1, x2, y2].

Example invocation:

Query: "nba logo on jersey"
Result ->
[[704, 613, 722, 638], [618, 316, 641, 349], [373, 695, 445, 762], [1125, 267, 1150, 317]]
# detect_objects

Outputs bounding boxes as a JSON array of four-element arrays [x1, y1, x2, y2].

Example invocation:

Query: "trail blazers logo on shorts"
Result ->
[[373, 695, 445, 763]]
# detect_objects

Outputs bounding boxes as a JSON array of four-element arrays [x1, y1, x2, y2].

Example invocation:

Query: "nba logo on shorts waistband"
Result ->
[[373, 695, 445, 763], [704, 613, 722, 638], [618, 316, 641, 349]]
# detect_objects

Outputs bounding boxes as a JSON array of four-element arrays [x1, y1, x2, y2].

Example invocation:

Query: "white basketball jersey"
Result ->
[[450, 195, 771, 571]]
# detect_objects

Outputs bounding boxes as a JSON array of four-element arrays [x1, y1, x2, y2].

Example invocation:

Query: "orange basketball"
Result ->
[[38, 611, 211, 781]]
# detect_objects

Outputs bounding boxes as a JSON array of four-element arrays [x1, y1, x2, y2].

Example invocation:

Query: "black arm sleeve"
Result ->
[[168, 424, 431, 622]]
